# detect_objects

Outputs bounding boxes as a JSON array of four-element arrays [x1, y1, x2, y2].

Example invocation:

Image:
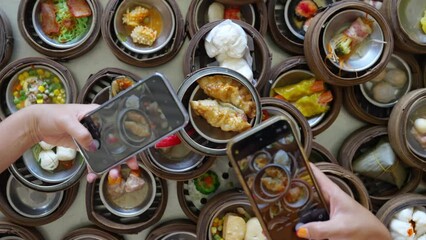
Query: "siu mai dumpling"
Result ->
[[124, 169, 145, 193], [197, 75, 256, 118], [190, 99, 251, 132], [223, 214, 246, 240], [107, 174, 125, 199]]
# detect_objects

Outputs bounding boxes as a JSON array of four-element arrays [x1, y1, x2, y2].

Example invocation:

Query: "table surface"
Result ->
[[0, 0, 366, 239]]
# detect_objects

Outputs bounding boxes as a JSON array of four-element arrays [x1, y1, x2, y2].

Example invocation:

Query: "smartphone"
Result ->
[[227, 116, 329, 240], [76, 73, 189, 174]]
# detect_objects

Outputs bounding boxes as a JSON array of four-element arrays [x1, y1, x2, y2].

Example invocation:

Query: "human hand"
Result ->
[[296, 163, 391, 240]]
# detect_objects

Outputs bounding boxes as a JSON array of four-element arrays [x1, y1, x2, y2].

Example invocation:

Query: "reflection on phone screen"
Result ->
[[231, 120, 329, 239]]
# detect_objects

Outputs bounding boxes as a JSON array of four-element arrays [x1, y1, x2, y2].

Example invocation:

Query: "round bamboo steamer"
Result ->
[[18, 0, 102, 60], [388, 89, 426, 170], [0, 9, 13, 70], [101, 0, 186, 67], [344, 52, 423, 125], [145, 220, 196, 240], [304, 1, 394, 87], [376, 193, 426, 228], [183, 19, 272, 91], [186, 0, 268, 38], [0, 221, 44, 240], [262, 56, 342, 135], [338, 125, 422, 211], [382, 0, 426, 54], [62, 226, 123, 240], [315, 162, 372, 211], [310, 142, 338, 164]]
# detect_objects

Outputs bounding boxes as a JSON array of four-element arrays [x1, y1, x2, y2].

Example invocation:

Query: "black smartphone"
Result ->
[[76, 73, 189, 174], [227, 116, 329, 240]]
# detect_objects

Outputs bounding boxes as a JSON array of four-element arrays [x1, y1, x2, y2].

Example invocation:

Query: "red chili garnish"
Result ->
[[224, 7, 241, 20], [155, 129, 196, 148], [204, 176, 213, 187]]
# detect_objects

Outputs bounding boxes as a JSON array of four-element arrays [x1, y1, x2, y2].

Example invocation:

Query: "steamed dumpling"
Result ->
[[394, 207, 413, 222], [208, 2, 224, 23], [370, 70, 386, 83], [223, 214, 246, 240], [244, 217, 267, 240], [56, 146, 77, 161], [372, 81, 397, 103], [389, 218, 415, 238], [39, 150, 59, 171], [386, 69, 407, 88], [39, 141, 55, 150]]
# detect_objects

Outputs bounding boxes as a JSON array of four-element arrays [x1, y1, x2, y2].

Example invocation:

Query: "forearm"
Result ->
[[0, 107, 38, 172]]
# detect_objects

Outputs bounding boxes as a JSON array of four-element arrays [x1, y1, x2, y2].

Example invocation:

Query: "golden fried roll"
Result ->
[[124, 121, 150, 137], [197, 75, 256, 118], [190, 99, 251, 132]]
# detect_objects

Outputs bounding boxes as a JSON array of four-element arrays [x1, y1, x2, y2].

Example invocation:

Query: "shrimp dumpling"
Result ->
[[56, 146, 77, 161], [386, 69, 407, 88], [372, 81, 397, 103]]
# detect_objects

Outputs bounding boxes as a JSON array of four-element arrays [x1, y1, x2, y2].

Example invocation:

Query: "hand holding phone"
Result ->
[[227, 116, 329, 240], [76, 73, 188, 174]]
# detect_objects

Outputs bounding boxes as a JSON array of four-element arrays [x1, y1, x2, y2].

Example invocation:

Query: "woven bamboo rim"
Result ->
[[304, 1, 394, 87], [196, 190, 249, 239], [344, 52, 423, 125], [376, 193, 426, 226], [62, 226, 124, 240], [77, 67, 140, 104], [338, 125, 422, 210], [102, 0, 186, 67], [315, 162, 372, 210], [267, 0, 303, 54], [0, 57, 78, 120], [183, 19, 272, 91], [262, 56, 342, 135], [146, 219, 196, 240], [0, 9, 13, 70], [186, 0, 268, 38], [0, 221, 44, 240], [140, 150, 215, 181], [261, 97, 313, 156], [85, 160, 168, 234], [311, 142, 338, 164], [388, 89, 426, 170], [0, 170, 79, 227], [383, 0, 426, 53], [18, 0, 102, 60]]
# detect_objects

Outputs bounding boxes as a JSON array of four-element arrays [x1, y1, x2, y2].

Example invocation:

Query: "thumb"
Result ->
[[61, 117, 95, 151], [297, 220, 338, 239]]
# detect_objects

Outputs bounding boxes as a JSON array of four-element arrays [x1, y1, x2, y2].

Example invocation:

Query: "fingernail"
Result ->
[[86, 173, 97, 183], [296, 228, 309, 238], [88, 140, 98, 152]]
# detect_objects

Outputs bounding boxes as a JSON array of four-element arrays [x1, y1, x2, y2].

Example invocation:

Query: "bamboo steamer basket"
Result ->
[[315, 162, 372, 210], [0, 170, 79, 227], [0, 9, 13, 70], [183, 19, 272, 91], [344, 52, 423, 125], [18, 0, 102, 60], [376, 193, 426, 233], [262, 56, 342, 135], [102, 0, 186, 67], [310, 142, 338, 164], [85, 158, 168, 234], [382, 0, 426, 53], [186, 0, 268, 38], [304, 1, 394, 87], [0, 221, 44, 240], [261, 97, 313, 156], [338, 125, 422, 212], [388, 89, 426, 170], [146, 220, 196, 240], [62, 226, 123, 240]]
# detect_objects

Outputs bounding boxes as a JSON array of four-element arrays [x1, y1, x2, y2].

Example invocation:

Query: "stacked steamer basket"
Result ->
[[102, 0, 186, 67], [388, 89, 426, 171], [0, 9, 13, 70], [78, 69, 168, 234], [145, 220, 197, 240], [177, 156, 242, 222], [344, 52, 423, 125], [186, 0, 268, 38], [304, 1, 393, 87], [376, 194, 426, 239], [18, 0, 102, 60], [382, 0, 426, 54], [261, 56, 342, 135], [338, 125, 422, 212], [0, 57, 81, 226], [268, 0, 335, 54], [62, 226, 123, 240], [0, 221, 44, 239], [310, 142, 338, 165]]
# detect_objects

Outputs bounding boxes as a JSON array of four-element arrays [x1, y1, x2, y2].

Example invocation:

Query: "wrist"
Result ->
[[23, 105, 42, 145]]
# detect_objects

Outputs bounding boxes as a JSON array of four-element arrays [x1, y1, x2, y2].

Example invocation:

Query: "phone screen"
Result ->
[[228, 118, 329, 240], [77, 73, 188, 173]]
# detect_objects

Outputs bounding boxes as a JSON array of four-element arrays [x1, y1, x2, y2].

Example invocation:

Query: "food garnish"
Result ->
[[194, 170, 220, 195], [421, 10, 426, 34], [224, 6, 241, 20], [295, 0, 318, 19]]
